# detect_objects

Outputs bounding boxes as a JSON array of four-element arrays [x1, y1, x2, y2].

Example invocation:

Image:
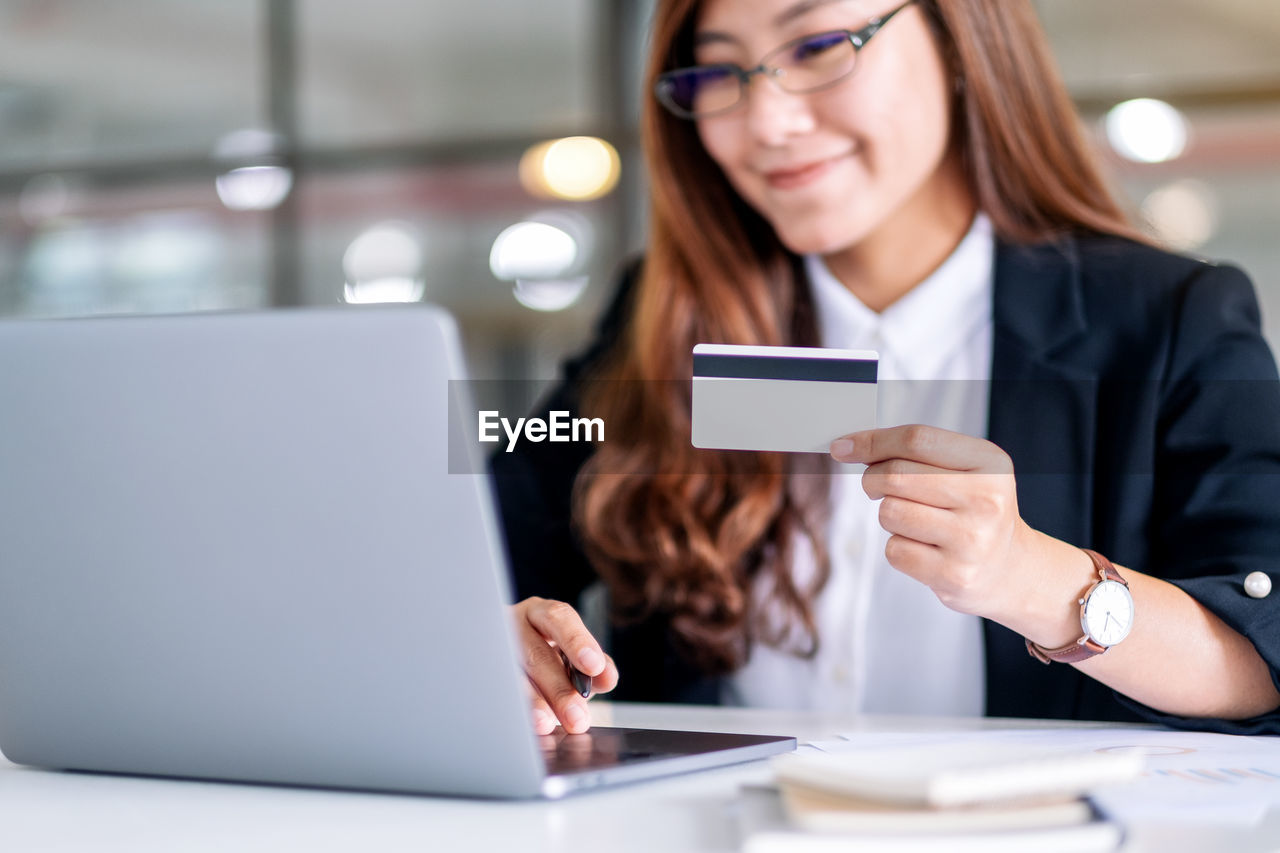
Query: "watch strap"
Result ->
[[1086, 548, 1126, 587], [1026, 635, 1107, 664], [1026, 549, 1126, 665]]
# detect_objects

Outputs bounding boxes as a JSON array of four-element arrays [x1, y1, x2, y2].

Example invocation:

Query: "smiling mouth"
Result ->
[[763, 157, 841, 190]]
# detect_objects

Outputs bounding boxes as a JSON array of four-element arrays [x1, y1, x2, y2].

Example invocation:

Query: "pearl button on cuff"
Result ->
[[1245, 571, 1272, 599]]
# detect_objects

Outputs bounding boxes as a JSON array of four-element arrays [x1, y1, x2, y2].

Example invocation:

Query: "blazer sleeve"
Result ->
[[487, 261, 641, 605], [1118, 263, 1280, 734]]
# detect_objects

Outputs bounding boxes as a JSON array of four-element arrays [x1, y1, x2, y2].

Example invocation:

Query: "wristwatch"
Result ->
[[1026, 549, 1134, 664]]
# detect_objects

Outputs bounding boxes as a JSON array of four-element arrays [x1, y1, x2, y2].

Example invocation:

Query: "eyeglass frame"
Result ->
[[654, 0, 918, 120]]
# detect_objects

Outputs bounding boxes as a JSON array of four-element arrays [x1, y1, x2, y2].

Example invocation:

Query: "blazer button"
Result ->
[[1245, 571, 1272, 599]]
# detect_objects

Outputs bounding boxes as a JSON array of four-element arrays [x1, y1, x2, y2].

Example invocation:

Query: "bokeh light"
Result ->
[[342, 222, 425, 304], [519, 136, 621, 201], [213, 128, 293, 212], [214, 166, 293, 212], [489, 221, 579, 281], [490, 214, 594, 313], [1141, 179, 1218, 251], [512, 278, 590, 312], [1105, 98, 1189, 164]]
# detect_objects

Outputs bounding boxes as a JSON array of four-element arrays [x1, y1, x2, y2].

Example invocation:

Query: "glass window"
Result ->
[[297, 0, 598, 147], [0, 1, 263, 169], [0, 180, 269, 318]]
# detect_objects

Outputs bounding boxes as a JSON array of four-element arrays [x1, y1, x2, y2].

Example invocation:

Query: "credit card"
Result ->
[[691, 344, 878, 453]]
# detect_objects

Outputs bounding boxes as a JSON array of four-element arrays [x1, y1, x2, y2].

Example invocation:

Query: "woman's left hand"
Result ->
[[830, 424, 1036, 621]]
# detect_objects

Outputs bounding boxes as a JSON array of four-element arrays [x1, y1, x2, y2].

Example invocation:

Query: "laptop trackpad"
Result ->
[[539, 725, 784, 774]]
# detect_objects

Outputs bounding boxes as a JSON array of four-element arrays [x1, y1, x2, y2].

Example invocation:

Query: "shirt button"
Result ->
[[844, 538, 863, 560], [1245, 571, 1272, 599], [832, 664, 850, 683]]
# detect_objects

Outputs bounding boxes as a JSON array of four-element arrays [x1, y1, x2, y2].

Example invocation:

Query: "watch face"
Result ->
[[1081, 580, 1134, 647]]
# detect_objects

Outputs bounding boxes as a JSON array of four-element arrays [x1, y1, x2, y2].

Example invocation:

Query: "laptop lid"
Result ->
[[0, 306, 551, 797], [0, 306, 794, 798]]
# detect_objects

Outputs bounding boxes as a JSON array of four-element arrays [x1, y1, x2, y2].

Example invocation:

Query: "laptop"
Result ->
[[0, 306, 794, 799]]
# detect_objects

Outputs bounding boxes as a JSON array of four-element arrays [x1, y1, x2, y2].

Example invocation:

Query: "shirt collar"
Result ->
[[805, 213, 995, 380]]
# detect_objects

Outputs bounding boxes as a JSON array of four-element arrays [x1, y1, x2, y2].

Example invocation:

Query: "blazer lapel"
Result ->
[[984, 236, 1100, 719], [988, 236, 1097, 546]]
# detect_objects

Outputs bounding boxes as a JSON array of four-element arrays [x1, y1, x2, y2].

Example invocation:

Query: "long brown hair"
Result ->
[[573, 0, 1142, 674]]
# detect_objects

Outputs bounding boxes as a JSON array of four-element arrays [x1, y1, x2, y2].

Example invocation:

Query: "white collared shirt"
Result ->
[[725, 213, 995, 716]]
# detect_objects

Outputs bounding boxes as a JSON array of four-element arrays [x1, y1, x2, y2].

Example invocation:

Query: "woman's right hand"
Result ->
[[512, 597, 619, 734]]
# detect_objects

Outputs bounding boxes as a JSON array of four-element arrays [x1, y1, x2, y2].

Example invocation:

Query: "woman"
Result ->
[[493, 0, 1280, 737]]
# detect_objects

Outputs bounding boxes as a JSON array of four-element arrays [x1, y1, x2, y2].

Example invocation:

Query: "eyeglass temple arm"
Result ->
[[852, 0, 915, 47]]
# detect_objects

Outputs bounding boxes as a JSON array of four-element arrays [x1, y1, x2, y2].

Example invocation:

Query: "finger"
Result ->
[[882, 533, 944, 585], [527, 684, 558, 735], [558, 648, 619, 698], [882, 534, 979, 612], [591, 654, 620, 695], [832, 425, 1008, 472], [877, 495, 1003, 561], [517, 618, 592, 734], [559, 649, 592, 697], [861, 458, 965, 507], [876, 496, 956, 548], [523, 598, 608, 677]]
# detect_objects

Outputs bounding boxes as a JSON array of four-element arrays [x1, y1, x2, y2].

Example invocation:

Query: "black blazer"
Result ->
[[491, 234, 1280, 735]]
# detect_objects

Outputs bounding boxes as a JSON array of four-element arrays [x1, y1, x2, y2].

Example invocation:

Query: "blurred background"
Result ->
[[1, 0, 1278, 394]]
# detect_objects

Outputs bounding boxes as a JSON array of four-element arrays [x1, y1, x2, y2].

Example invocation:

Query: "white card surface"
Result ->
[[691, 344, 878, 453]]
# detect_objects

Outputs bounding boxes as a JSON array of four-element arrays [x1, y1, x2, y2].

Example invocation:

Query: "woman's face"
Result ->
[[692, 0, 962, 256]]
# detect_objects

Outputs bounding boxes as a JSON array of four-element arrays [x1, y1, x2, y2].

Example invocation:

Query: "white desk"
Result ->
[[0, 702, 1269, 852]]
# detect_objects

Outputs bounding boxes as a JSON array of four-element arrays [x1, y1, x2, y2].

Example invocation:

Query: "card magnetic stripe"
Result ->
[[692, 354, 878, 383]]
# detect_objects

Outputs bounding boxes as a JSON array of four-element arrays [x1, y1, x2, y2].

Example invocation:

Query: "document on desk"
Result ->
[[814, 728, 1280, 827]]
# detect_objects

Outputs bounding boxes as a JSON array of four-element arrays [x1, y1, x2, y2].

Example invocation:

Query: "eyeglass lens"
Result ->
[[658, 30, 858, 118]]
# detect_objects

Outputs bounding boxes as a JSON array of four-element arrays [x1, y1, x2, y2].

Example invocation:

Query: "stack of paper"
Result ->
[[739, 743, 1143, 852], [822, 728, 1280, 827]]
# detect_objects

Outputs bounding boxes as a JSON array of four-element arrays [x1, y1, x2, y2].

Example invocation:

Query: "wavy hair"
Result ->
[[573, 0, 1142, 674]]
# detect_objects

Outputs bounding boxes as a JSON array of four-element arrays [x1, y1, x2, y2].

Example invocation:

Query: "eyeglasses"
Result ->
[[654, 0, 916, 120]]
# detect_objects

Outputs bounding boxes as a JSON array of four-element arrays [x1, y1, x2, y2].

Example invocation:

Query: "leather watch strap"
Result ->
[[1026, 549, 1126, 665], [1026, 634, 1107, 664]]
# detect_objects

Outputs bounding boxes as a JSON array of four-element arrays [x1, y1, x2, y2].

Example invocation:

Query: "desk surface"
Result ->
[[0, 702, 1267, 852]]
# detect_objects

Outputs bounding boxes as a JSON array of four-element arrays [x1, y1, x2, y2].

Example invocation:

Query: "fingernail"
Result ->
[[564, 703, 588, 730], [577, 648, 604, 673], [831, 437, 855, 460]]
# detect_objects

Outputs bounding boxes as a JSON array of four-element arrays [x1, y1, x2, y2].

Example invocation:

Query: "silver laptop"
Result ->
[[0, 306, 794, 798]]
